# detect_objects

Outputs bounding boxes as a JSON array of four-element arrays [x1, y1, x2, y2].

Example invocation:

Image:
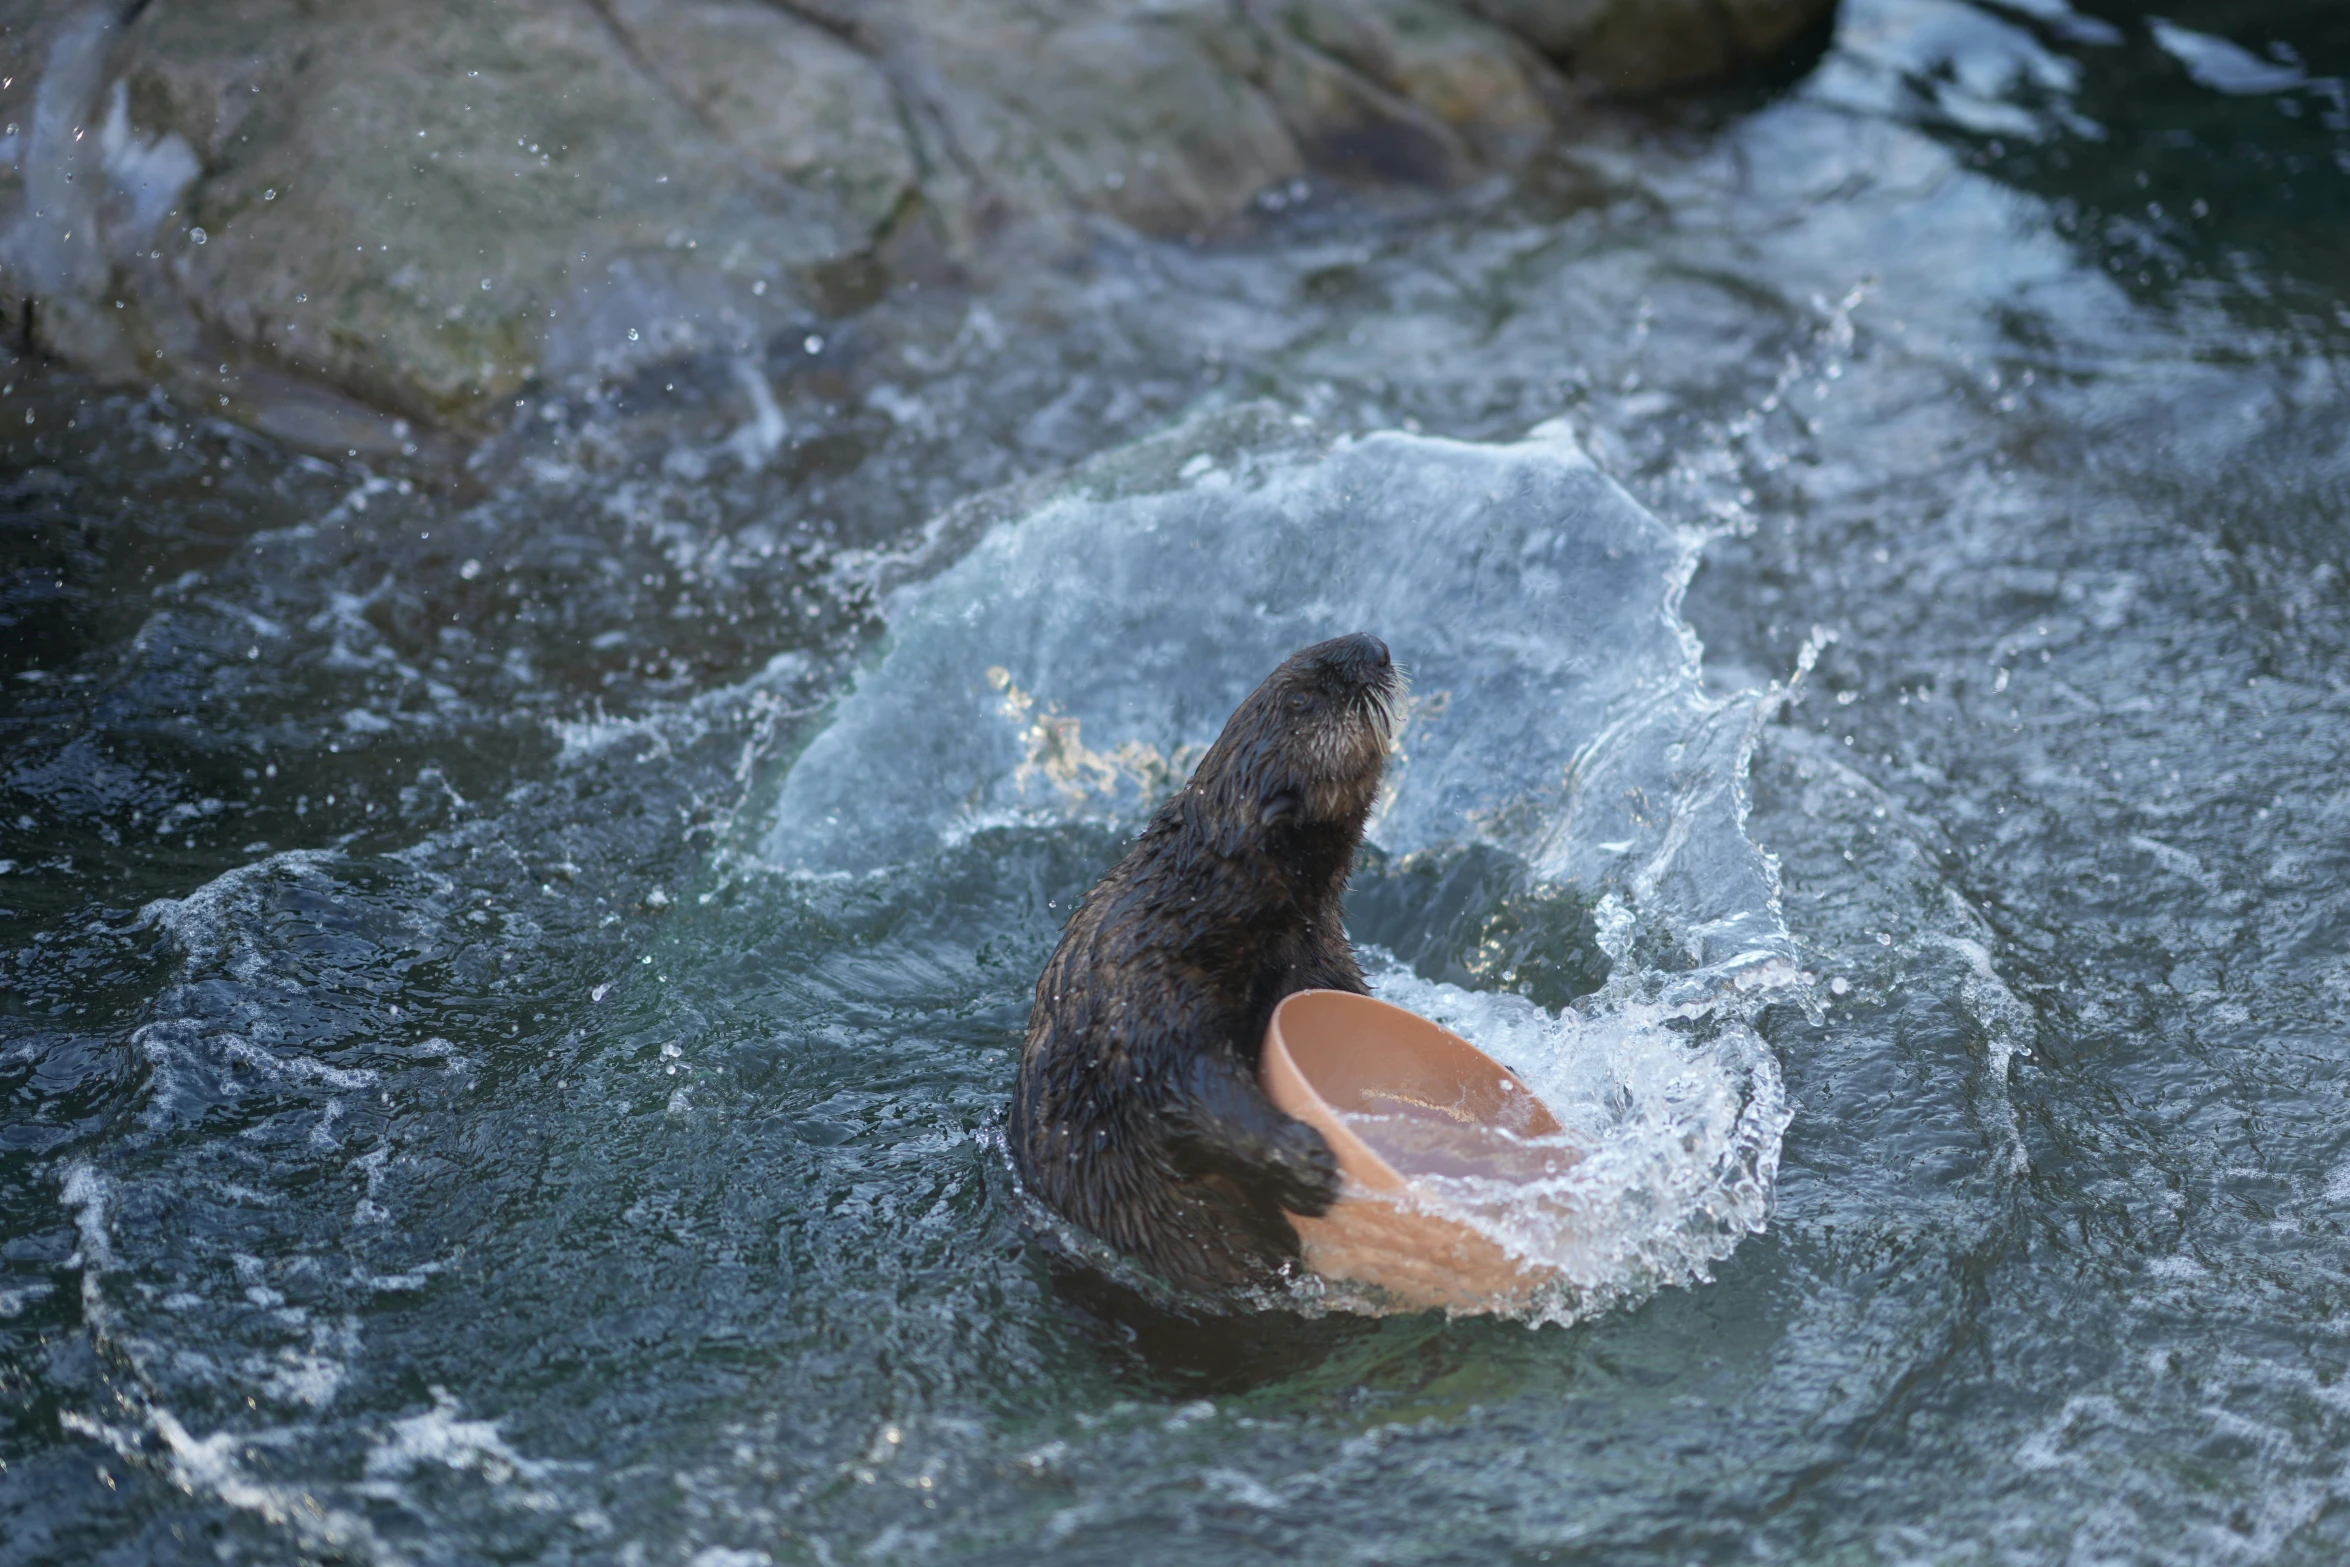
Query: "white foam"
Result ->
[[57, 1164, 390, 1560], [58, 1162, 117, 1331], [365, 1387, 554, 1486], [2149, 19, 2308, 96], [0, 1281, 54, 1317], [136, 848, 344, 977], [551, 648, 814, 768], [1361, 967, 1789, 1324]]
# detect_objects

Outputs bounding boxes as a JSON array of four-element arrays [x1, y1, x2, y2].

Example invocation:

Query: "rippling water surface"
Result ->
[[6, 2, 2350, 1561]]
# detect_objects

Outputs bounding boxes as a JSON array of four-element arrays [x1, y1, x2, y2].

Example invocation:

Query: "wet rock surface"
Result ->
[[0, 0, 1834, 447]]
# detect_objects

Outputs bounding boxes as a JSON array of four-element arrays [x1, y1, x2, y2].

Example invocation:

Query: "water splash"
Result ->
[[1346, 966, 1789, 1325], [758, 403, 1797, 1318]]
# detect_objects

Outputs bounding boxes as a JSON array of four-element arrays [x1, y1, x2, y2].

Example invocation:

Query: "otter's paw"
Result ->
[[1268, 1122, 1341, 1216]]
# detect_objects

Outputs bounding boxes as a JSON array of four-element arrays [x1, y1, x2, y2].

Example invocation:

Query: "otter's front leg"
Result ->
[[1164, 1051, 1341, 1215]]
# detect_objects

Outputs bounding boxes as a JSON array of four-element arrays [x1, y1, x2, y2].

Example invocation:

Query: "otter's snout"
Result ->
[[1311, 633, 1392, 683], [1304, 632, 1408, 752]]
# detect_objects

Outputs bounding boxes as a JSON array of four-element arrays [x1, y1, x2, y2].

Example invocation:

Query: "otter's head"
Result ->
[[1184, 633, 1407, 859]]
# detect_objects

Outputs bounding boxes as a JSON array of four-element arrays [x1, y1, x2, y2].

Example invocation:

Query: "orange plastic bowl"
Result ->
[[1261, 990, 1578, 1312]]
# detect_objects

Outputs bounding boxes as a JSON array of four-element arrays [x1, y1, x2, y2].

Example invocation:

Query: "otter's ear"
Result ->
[[1259, 789, 1301, 829]]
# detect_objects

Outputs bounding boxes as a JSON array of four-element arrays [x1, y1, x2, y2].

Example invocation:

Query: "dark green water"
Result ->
[[6, 2, 2350, 1561]]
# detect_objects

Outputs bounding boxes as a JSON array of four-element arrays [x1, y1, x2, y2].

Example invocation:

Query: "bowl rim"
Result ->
[[1262, 988, 1554, 1197]]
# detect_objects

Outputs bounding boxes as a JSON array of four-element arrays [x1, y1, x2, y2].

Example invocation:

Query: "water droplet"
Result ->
[[627, 328, 639, 341], [804, 334, 823, 355], [189, 227, 207, 245]]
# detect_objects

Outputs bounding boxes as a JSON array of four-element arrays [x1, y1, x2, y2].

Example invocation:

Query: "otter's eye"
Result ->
[[1287, 694, 1310, 714]]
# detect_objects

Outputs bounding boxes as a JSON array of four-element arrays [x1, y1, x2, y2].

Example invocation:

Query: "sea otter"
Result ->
[[1010, 632, 1407, 1292]]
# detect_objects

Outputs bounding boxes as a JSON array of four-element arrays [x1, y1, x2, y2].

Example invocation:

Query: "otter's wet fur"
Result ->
[[1010, 633, 1407, 1292]]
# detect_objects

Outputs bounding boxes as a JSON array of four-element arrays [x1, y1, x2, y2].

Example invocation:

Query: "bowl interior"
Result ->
[[1270, 991, 1563, 1182]]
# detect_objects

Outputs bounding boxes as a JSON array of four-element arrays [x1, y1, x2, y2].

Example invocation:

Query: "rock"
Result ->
[[873, 1, 1309, 243], [1257, 0, 1554, 170], [1463, 0, 1834, 93], [0, 0, 1836, 446], [598, 0, 917, 238], [142, 0, 844, 421]]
